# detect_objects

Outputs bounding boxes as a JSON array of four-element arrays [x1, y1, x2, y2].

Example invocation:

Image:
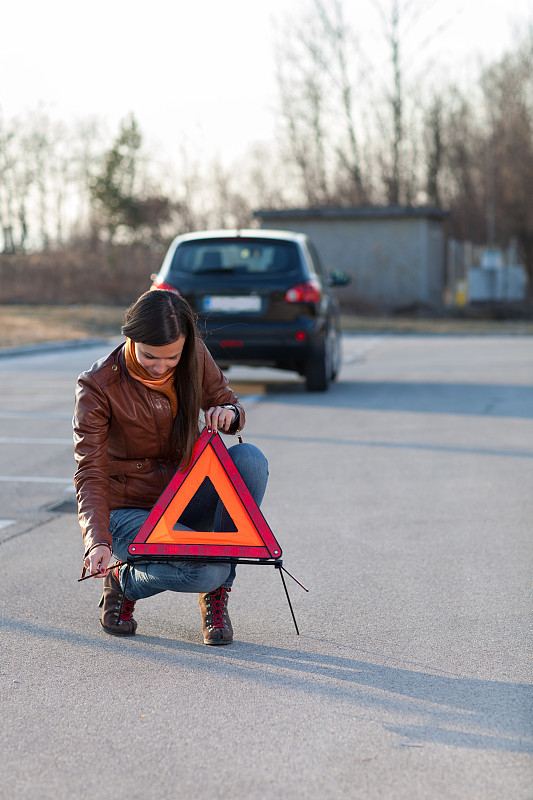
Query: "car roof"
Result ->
[[170, 229, 309, 246]]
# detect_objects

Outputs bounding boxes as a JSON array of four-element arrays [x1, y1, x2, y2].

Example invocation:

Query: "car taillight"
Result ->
[[150, 280, 181, 296], [284, 280, 322, 303]]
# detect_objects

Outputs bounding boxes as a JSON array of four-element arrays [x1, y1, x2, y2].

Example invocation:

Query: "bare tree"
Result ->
[[23, 112, 54, 249], [313, 0, 368, 202], [425, 96, 443, 206], [275, 0, 368, 205], [480, 29, 533, 292], [0, 116, 18, 252], [208, 158, 253, 229], [371, 0, 404, 203], [369, 0, 450, 205], [274, 0, 450, 207], [276, 25, 331, 206]]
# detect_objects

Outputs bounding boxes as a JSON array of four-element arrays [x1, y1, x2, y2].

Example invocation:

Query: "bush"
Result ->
[[0, 242, 165, 305]]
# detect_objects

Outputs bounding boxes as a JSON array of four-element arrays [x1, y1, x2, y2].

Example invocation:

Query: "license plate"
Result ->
[[203, 295, 261, 313]]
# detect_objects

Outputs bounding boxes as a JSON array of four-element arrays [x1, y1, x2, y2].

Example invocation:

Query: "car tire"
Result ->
[[305, 336, 330, 392], [329, 325, 341, 381]]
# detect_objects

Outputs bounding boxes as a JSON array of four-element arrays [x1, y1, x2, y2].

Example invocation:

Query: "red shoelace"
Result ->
[[208, 587, 231, 628], [113, 566, 136, 622], [120, 597, 136, 622]]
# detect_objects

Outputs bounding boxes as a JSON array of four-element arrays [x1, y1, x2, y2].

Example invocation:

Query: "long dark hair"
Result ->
[[122, 290, 202, 468]]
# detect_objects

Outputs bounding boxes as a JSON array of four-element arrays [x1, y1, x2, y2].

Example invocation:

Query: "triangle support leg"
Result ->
[[276, 562, 300, 635], [279, 564, 309, 593]]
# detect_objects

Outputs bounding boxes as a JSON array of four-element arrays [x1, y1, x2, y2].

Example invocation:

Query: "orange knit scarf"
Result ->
[[124, 338, 178, 418]]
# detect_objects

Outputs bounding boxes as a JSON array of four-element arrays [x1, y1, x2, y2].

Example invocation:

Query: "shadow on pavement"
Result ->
[[2, 615, 531, 753]]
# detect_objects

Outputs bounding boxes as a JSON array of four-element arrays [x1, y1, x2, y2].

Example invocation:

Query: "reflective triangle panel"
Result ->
[[128, 429, 282, 560]]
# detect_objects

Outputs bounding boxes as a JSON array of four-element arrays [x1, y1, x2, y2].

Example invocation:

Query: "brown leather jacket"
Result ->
[[73, 340, 244, 555]]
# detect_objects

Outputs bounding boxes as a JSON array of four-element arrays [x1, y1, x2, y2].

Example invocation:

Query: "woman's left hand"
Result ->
[[204, 406, 235, 433], [83, 544, 112, 578]]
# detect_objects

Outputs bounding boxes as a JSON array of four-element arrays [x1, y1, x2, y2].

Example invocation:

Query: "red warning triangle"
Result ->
[[128, 429, 282, 560]]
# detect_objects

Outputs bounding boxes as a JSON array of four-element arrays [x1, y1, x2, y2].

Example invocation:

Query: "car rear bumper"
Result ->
[[198, 319, 323, 368]]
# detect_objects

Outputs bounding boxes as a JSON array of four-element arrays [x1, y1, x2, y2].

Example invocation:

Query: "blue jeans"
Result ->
[[109, 442, 268, 601]]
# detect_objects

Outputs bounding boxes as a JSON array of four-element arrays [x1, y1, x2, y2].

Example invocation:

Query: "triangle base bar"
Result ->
[[128, 555, 282, 565], [129, 543, 277, 559]]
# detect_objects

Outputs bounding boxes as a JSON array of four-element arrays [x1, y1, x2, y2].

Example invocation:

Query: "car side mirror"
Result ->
[[328, 269, 351, 287]]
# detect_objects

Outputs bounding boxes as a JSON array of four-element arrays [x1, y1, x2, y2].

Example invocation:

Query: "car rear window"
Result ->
[[170, 239, 301, 276]]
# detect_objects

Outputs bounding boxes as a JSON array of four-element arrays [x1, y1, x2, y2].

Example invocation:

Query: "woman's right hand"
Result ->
[[84, 545, 112, 578]]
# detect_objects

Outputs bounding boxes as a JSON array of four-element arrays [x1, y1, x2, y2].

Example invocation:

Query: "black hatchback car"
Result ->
[[151, 229, 350, 391]]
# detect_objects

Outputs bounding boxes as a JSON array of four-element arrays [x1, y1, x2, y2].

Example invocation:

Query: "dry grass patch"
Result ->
[[0, 305, 125, 347], [340, 314, 533, 335]]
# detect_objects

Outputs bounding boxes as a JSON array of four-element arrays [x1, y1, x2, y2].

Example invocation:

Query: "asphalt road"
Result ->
[[0, 334, 532, 800]]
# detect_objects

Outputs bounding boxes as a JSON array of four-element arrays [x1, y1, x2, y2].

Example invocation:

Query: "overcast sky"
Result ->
[[1, 0, 531, 167]]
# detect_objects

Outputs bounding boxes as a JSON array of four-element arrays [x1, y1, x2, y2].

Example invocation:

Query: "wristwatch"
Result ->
[[221, 404, 239, 426]]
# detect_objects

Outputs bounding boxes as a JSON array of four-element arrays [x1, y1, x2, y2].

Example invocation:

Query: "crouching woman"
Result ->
[[73, 289, 268, 644]]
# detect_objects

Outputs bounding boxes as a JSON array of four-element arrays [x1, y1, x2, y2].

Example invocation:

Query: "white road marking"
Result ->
[[0, 411, 71, 419], [0, 476, 72, 484], [0, 438, 72, 445], [0, 520, 15, 530], [342, 336, 384, 364]]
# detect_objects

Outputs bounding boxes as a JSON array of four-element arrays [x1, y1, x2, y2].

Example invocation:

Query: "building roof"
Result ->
[[254, 205, 449, 222]]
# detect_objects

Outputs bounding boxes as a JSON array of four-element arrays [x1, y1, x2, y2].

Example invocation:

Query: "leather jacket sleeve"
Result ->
[[73, 370, 114, 555]]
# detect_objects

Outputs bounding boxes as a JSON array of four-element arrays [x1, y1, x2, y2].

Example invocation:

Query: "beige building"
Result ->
[[254, 206, 448, 312]]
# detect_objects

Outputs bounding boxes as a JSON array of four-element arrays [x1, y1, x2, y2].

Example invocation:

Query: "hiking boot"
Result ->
[[198, 586, 233, 645], [99, 567, 137, 636]]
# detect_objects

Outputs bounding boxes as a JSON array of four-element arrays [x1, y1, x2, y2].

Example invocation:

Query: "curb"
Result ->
[[0, 338, 109, 359]]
